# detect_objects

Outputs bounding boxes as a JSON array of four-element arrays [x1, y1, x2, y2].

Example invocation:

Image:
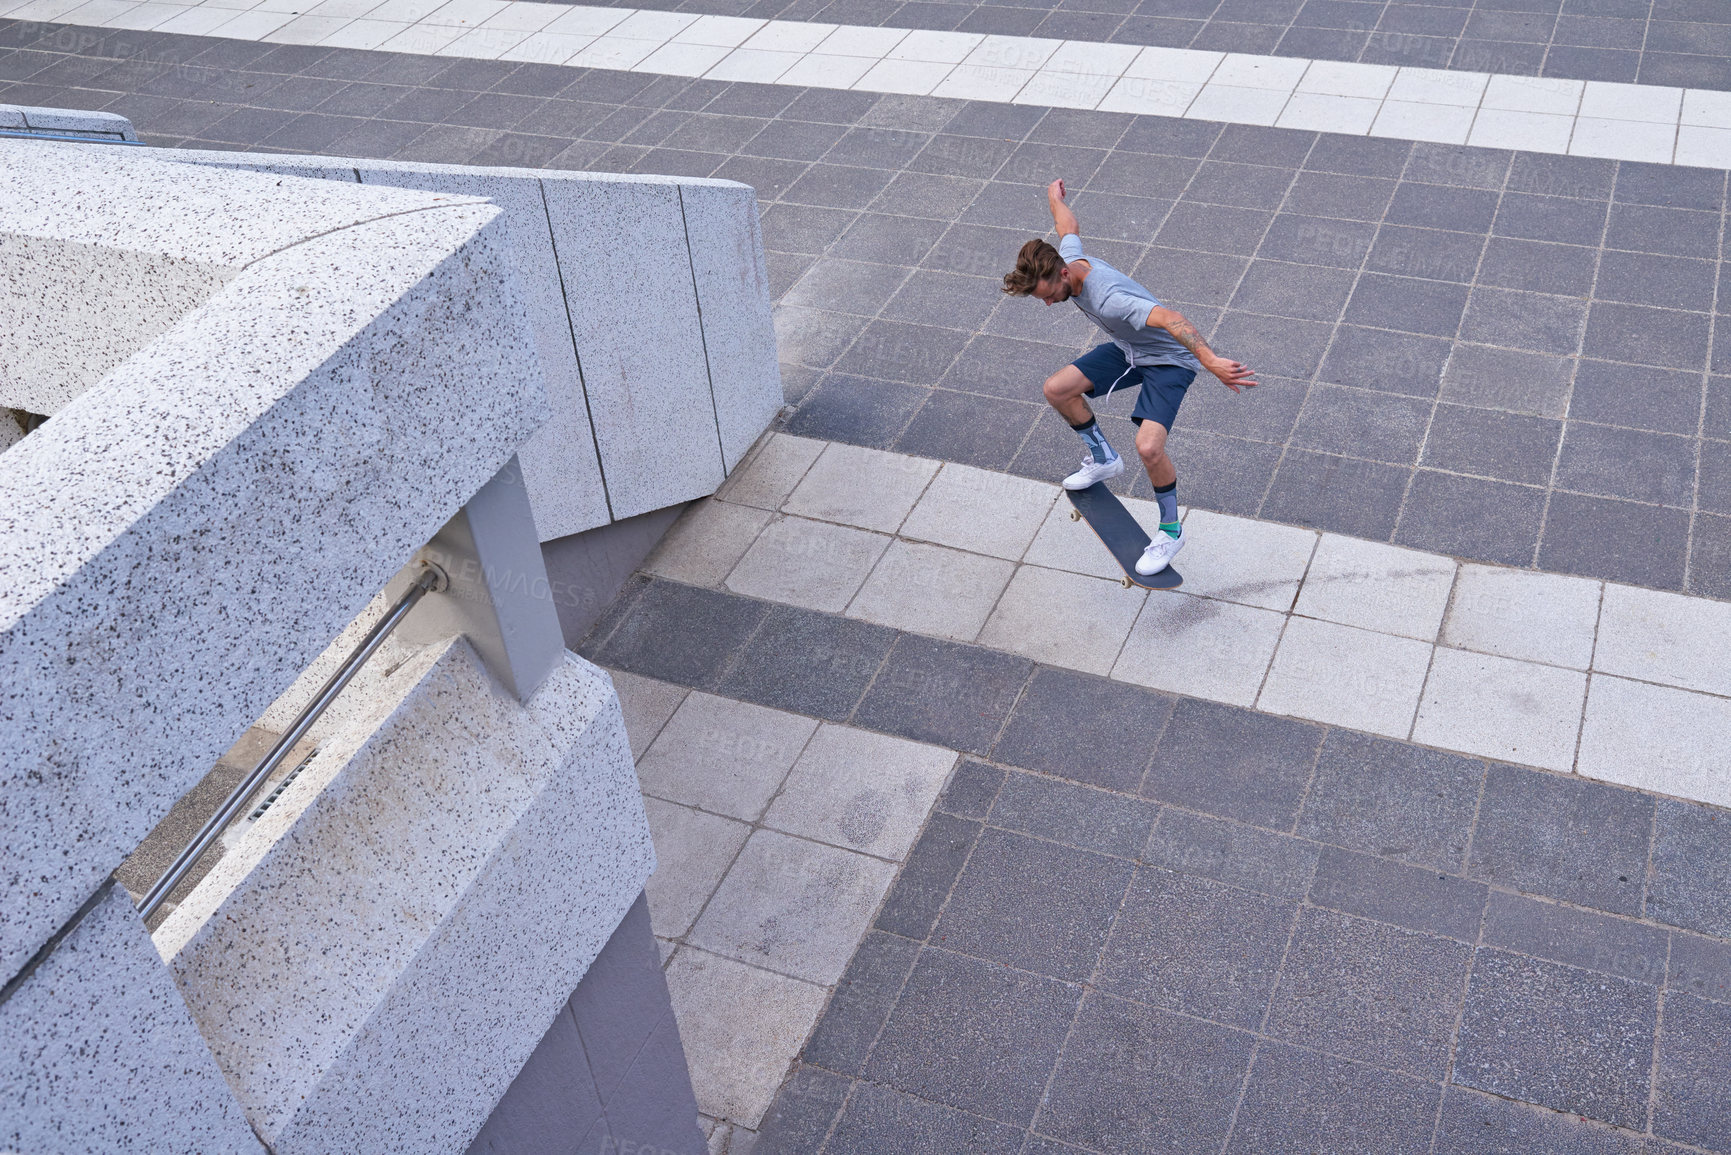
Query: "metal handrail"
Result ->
[[136, 564, 444, 920]]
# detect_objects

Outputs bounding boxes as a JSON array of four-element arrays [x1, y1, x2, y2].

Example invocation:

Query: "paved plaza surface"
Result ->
[[7, 10, 1731, 1152]]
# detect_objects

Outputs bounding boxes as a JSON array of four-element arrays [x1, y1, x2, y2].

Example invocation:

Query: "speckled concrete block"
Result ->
[[160, 151, 781, 538], [159, 640, 654, 1155], [542, 176, 726, 521], [1, 105, 137, 139], [679, 181, 783, 471], [0, 144, 544, 977], [0, 886, 257, 1154]]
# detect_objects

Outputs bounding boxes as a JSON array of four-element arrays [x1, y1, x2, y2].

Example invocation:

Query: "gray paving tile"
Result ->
[[1421, 404, 1561, 485], [802, 931, 919, 1076], [1468, 766, 1653, 916], [936, 759, 1004, 820], [1096, 866, 1297, 1027], [1309, 846, 1488, 941], [865, 947, 1079, 1126], [1158, 202, 1277, 257], [1539, 491, 1690, 589], [875, 811, 980, 939], [1260, 448, 1408, 540], [1296, 730, 1485, 871], [1229, 260, 1356, 321], [1460, 286, 1588, 354], [1654, 990, 1731, 1149], [590, 580, 765, 690], [1432, 1086, 1661, 1155], [1227, 1042, 1441, 1155], [1605, 204, 1720, 259], [1161, 427, 1285, 516], [1290, 383, 1431, 464], [1266, 908, 1471, 1079], [1257, 213, 1377, 268], [1039, 993, 1255, 1155], [826, 1080, 1023, 1154], [1649, 798, 1731, 939], [1570, 361, 1705, 436], [1477, 236, 1599, 296], [1304, 133, 1410, 178], [1143, 807, 1320, 899], [995, 670, 1172, 795], [1345, 273, 1470, 338], [893, 390, 1042, 470], [1387, 181, 1499, 232], [987, 770, 1159, 858], [784, 375, 928, 446], [715, 602, 895, 721], [753, 1066, 853, 1155], [1320, 325, 1451, 397], [1366, 224, 1486, 283], [1584, 302, 1712, 372], [1212, 311, 1334, 378], [1141, 698, 1324, 829], [1556, 422, 1698, 506], [934, 827, 1134, 980], [854, 633, 1031, 754], [1668, 931, 1731, 1005], [1482, 891, 1669, 986], [1454, 948, 1658, 1129]]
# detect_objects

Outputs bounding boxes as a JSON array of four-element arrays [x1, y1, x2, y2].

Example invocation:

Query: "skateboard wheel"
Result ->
[[1070, 509, 1081, 521], [1122, 576, 1133, 588]]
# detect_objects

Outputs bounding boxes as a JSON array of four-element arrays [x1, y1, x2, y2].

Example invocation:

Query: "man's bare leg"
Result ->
[[1045, 365, 1123, 487], [1135, 419, 1183, 549], [1042, 365, 1095, 425]]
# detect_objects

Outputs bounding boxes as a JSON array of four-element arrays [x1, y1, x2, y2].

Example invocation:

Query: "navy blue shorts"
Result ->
[[1073, 343, 1195, 429]]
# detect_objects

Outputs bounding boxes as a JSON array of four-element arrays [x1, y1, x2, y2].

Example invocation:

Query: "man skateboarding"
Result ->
[[1002, 179, 1258, 576]]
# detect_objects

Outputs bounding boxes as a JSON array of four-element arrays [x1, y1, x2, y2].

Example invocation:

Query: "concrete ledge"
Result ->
[[0, 104, 137, 141], [158, 640, 654, 1154]]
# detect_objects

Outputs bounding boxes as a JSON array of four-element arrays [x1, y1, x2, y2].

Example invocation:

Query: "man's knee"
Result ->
[[1136, 430, 1168, 464], [1043, 373, 1076, 405]]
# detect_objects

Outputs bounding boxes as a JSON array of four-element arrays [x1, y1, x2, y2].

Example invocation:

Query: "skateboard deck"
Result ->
[[1065, 482, 1183, 591]]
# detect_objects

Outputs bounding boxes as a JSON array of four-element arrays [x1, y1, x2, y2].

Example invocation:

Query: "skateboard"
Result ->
[[1065, 482, 1184, 591]]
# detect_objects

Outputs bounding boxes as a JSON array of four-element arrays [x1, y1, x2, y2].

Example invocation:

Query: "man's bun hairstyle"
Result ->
[[1003, 237, 1064, 296]]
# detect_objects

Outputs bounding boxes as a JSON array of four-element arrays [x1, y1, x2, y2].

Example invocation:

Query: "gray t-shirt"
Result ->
[[1059, 233, 1203, 374]]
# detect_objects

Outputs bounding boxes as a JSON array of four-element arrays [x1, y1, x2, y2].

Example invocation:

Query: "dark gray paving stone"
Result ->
[[1654, 990, 1731, 1150], [825, 1080, 1022, 1154], [1257, 213, 1378, 268], [803, 931, 921, 1076], [1483, 891, 1668, 986], [1555, 421, 1698, 507], [1283, 171, 1397, 220], [1267, 908, 1471, 1079], [936, 759, 1003, 820], [1345, 273, 1470, 338], [1604, 203, 1720, 259], [1141, 697, 1323, 829], [1420, 404, 1560, 485], [1387, 180, 1500, 231], [754, 1066, 853, 1155], [591, 580, 764, 690], [1570, 361, 1705, 436], [1157, 201, 1277, 256], [1432, 1086, 1663, 1155], [1303, 133, 1409, 178], [1692, 512, 1731, 598], [1454, 948, 1658, 1129], [1649, 798, 1731, 939], [1459, 286, 1588, 355], [893, 390, 1041, 470], [1227, 1041, 1441, 1155], [1158, 427, 1281, 516], [987, 770, 1159, 859], [1296, 730, 1484, 872], [940, 334, 1085, 401], [1290, 383, 1431, 464], [1670, 931, 1731, 1004], [784, 161, 898, 209], [1439, 343, 1574, 416], [1143, 808, 1320, 900], [875, 811, 980, 939], [864, 947, 1079, 1126], [1261, 448, 1408, 540], [1539, 491, 1690, 590], [1583, 302, 1712, 372], [992, 667, 1171, 794], [1366, 223, 1486, 284], [1477, 236, 1599, 296], [934, 827, 1134, 981], [1039, 992, 1255, 1155], [716, 603, 894, 721], [832, 318, 971, 384], [1089, 152, 1201, 199], [1096, 866, 1296, 1028], [1468, 766, 1652, 916], [1136, 247, 1249, 308], [1596, 250, 1716, 313], [1228, 260, 1355, 322], [1494, 191, 1610, 245], [784, 375, 928, 446], [1319, 325, 1451, 397], [1309, 846, 1488, 942], [1180, 369, 1306, 443], [783, 257, 910, 316]]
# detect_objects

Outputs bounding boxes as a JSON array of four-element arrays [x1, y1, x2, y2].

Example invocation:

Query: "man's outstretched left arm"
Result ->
[[1147, 305, 1259, 394]]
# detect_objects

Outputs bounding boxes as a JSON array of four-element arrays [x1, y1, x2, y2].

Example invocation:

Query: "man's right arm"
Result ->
[[1047, 178, 1079, 238]]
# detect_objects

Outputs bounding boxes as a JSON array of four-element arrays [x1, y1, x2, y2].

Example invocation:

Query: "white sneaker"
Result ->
[[1062, 454, 1124, 490], [1135, 529, 1185, 575]]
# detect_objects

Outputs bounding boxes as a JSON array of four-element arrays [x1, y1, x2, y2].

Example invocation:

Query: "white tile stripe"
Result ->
[[9, 0, 1731, 169], [679, 434, 1731, 813]]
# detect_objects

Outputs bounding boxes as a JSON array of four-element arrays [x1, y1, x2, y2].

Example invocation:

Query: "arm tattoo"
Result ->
[[1164, 317, 1206, 356]]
